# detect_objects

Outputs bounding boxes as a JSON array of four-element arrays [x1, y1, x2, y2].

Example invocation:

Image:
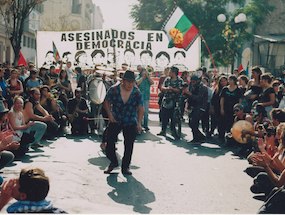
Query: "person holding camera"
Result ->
[[136, 66, 154, 131], [183, 74, 208, 143], [157, 66, 183, 139]]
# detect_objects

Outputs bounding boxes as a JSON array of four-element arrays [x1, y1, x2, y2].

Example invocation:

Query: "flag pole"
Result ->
[[199, 34, 217, 72]]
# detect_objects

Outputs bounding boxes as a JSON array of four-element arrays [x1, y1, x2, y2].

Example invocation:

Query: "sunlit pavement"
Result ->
[[1, 111, 262, 214]]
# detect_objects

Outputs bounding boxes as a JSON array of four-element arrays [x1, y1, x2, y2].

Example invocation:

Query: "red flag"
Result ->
[[53, 41, 60, 62], [18, 51, 27, 66], [238, 64, 244, 73]]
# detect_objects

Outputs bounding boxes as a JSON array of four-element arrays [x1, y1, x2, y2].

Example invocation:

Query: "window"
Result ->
[[27, 37, 30, 48], [23, 36, 26, 47], [72, 0, 81, 14], [31, 38, 34, 49]]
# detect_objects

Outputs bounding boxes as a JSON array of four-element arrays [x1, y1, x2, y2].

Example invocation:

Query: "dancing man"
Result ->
[[103, 70, 144, 175]]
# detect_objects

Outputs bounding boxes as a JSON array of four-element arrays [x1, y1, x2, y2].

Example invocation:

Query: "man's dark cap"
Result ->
[[122, 70, 135, 81]]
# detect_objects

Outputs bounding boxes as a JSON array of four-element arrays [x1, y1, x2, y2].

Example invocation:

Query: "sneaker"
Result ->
[[100, 142, 106, 151], [122, 168, 132, 175], [250, 184, 264, 194], [157, 131, 166, 136], [144, 127, 150, 131], [104, 163, 119, 174], [31, 143, 44, 148]]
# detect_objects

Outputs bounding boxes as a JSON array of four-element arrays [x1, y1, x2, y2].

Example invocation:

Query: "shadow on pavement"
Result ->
[[107, 174, 155, 213], [136, 131, 162, 143], [88, 151, 122, 171], [15, 153, 51, 163], [88, 156, 110, 170], [183, 141, 227, 158], [160, 134, 229, 158]]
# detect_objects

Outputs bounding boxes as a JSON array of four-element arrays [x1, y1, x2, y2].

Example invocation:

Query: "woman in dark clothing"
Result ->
[[243, 66, 263, 113], [209, 75, 228, 137], [220, 75, 242, 141], [258, 73, 276, 117]]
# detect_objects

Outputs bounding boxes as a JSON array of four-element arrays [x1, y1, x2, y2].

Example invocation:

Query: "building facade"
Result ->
[[93, 5, 104, 29], [252, 0, 285, 75], [0, 15, 12, 65], [39, 0, 94, 31], [0, 0, 99, 66]]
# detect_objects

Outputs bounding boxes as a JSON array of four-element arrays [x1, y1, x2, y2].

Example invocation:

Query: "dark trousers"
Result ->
[[201, 103, 210, 133], [105, 122, 137, 170], [160, 107, 175, 132], [45, 121, 59, 138], [219, 112, 234, 138], [71, 114, 88, 134], [189, 108, 204, 139]]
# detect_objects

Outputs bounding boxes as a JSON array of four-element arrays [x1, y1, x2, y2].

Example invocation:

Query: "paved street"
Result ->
[[1, 112, 262, 214]]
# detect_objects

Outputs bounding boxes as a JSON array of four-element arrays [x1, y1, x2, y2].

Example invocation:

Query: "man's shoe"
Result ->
[[100, 142, 106, 152], [104, 164, 118, 174], [122, 169, 132, 175], [157, 131, 166, 136], [250, 184, 264, 194], [188, 139, 201, 143], [31, 143, 44, 149], [144, 127, 150, 131]]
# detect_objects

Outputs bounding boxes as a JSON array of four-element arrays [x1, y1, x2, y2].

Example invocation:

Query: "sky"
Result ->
[[93, 0, 138, 29]]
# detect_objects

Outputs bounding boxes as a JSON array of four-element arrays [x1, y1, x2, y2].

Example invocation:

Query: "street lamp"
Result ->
[[217, 12, 247, 73], [217, 13, 247, 24]]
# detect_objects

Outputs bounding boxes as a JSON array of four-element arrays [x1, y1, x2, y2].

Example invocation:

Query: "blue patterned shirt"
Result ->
[[105, 83, 143, 126]]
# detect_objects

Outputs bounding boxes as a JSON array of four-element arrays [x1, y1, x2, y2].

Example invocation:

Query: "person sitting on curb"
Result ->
[[0, 167, 67, 213], [8, 96, 47, 156], [23, 88, 56, 141]]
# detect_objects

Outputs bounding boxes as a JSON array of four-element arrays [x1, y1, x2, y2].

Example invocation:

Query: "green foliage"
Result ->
[[131, 0, 274, 67]]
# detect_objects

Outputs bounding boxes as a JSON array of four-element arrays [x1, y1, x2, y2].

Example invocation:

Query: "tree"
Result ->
[[131, 0, 273, 68], [0, 0, 45, 66]]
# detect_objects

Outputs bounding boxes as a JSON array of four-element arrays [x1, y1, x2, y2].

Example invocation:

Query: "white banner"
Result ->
[[36, 28, 200, 71]]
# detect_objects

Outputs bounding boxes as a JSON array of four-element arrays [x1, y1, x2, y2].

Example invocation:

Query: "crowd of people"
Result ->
[[1, 59, 285, 213], [157, 65, 285, 213]]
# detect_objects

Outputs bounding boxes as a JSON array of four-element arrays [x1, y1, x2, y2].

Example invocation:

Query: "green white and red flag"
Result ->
[[52, 41, 60, 62], [163, 7, 199, 51]]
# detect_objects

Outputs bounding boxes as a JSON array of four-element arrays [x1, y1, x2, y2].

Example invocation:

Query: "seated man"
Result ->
[[23, 88, 59, 141], [0, 167, 66, 213], [67, 87, 89, 135]]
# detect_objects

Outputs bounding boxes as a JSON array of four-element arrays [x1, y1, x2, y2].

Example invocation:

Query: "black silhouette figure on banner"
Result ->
[[91, 49, 105, 66], [42, 51, 56, 68], [74, 50, 89, 67], [124, 49, 135, 67], [155, 51, 170, 70], [140, 50, 153, 67], [62, 51, 72, 64], [173, 50, 188, 71]]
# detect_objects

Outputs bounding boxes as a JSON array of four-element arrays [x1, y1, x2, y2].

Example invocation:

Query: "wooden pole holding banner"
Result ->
[[199, 34, 218, 72], [111, 28, 117, 70]]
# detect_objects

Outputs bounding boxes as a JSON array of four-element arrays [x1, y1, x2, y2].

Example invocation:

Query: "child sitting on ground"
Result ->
[[0, 167, 67, 213]]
